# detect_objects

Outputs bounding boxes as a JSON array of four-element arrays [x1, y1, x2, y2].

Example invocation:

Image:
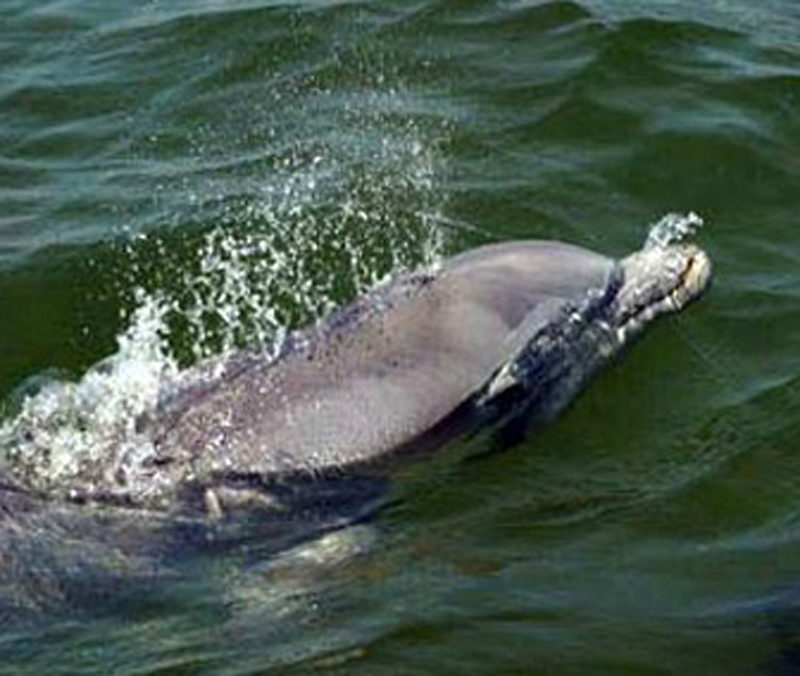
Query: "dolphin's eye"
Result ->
[[144, 455, 174, 467]]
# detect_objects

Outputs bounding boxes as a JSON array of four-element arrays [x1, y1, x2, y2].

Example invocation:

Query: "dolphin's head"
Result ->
[[611, 242, 712, 344]]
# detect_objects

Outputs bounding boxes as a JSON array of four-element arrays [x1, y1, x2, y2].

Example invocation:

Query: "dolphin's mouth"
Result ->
[[614, 243, 712, 342], [668, 245, 712, 307]]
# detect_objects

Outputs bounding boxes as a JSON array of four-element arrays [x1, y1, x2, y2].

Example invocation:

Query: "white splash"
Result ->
[[0, 85, 448, 499], [0, 291, 176, 493], [644, 212, 704, 250]]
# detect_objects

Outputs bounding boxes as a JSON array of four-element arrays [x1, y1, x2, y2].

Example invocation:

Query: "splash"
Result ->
[[0, 86, 448, 501], [0, 292, 176, 495], [644, 212, 704, 250]]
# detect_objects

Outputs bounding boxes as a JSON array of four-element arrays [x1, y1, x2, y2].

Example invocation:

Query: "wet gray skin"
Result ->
[[0, 238, 711, 619], [142, 238, 712, 512]]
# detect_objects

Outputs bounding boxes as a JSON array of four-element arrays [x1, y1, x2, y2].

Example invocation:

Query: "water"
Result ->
[[1, 0, 799, 673]]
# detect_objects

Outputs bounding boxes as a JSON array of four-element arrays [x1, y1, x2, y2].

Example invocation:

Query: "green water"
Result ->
[[2, 0, 800, 673]]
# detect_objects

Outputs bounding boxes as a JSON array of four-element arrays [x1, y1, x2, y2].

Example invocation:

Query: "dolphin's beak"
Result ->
[[613, 242, 712, 343]]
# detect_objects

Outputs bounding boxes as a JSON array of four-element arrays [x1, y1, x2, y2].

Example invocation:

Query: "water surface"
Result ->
[[2, 1, 800, 673]]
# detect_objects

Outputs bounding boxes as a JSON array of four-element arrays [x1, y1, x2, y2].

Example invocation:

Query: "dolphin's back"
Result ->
[[151, 241, 616, 480]]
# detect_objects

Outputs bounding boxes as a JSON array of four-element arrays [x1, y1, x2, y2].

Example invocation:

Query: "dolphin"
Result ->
[[136, 236, 712, 514], [0, 235, 711, 618]]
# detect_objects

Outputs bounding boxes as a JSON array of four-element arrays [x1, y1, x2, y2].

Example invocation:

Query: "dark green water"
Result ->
[[2, 1, 800, 673]]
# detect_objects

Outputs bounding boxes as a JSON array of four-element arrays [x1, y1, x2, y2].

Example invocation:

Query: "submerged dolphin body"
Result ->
[[0, 236, 711, 618]]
